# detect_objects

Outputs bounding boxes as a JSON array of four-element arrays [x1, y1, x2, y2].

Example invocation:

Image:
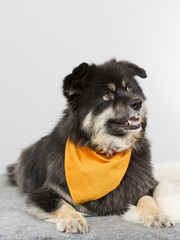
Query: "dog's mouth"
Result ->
[[107, 115, 141, 134]]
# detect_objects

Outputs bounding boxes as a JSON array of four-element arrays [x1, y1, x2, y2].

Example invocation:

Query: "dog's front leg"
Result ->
[[26, 188, 88, 234], [48, 200, 88, 233], [136, 196, 172, 227], [123, 196, 172, 227]]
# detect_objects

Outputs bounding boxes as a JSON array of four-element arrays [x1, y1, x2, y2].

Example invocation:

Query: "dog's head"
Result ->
[[63, 59, 147, 153]]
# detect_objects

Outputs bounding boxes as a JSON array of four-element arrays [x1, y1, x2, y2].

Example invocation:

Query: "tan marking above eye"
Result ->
[[122, 80, 126, 88], [107, 83, 116, 92]]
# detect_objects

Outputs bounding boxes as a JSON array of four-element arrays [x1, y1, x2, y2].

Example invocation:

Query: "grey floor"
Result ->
[[1, 175, 180, 240]]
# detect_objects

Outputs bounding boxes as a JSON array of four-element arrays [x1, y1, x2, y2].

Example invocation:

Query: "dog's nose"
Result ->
[[130, 99, 142, 111]]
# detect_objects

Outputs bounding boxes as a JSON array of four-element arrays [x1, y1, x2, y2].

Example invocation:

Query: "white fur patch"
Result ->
[[123, 205, 141, 223], [82, 107, 143, 152]]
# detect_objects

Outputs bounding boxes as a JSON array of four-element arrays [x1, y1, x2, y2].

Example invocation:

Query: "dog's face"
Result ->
[[63, 59, 147, 153]]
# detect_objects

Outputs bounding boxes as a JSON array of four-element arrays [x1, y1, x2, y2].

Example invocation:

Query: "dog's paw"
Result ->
[[140, 212, 173, 228], [137, 196, 173, 228], [56, 216, 88, 233]]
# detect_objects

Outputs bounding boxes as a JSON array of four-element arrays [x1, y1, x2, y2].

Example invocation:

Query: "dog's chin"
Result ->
[[107, 115, 142, 136]]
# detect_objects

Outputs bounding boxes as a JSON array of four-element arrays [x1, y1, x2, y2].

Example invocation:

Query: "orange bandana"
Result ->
[[65, 139, 131, 205]]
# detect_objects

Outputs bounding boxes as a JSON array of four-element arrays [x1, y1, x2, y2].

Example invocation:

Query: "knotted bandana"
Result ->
[[65, 139, 131, 205]]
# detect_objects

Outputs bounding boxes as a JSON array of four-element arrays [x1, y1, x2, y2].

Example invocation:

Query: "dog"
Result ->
[[7, 59, 174, 233]]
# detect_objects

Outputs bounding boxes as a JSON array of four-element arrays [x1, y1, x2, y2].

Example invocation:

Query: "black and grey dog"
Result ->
[[7, 59, 172, 233]]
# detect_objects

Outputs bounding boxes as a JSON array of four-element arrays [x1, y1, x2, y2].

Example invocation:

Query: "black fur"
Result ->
[[7, 59, 158, 216], [27, 187, 62, 212]]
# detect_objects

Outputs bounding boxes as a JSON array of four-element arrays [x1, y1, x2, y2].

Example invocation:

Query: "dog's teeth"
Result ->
[[128, 120, 132, 126]]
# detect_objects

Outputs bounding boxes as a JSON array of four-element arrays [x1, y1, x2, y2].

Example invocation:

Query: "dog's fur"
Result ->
[[7, 59, 173, 233]]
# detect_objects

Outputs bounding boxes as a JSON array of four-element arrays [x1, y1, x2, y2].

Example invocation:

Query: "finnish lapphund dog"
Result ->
[[7, 59, 176, 233]]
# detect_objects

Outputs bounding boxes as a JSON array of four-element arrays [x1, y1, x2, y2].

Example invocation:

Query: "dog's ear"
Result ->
[[126, 62, 147, 78], [63, 63, 89, 98], [119, 61, 147, 79]]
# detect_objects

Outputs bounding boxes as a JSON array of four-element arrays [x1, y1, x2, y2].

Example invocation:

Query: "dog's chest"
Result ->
[[79, 161, 157, 216]]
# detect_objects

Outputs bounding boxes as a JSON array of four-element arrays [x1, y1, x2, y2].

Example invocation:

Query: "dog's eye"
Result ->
[[127, 86, 133, 93], [103, 92, 113, 101]]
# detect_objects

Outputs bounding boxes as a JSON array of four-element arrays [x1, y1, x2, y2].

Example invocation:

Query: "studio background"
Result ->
[[0, 0, 180, 174]]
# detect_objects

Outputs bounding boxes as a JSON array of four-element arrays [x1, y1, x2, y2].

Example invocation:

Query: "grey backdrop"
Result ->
[[0, 0, 180, 173]]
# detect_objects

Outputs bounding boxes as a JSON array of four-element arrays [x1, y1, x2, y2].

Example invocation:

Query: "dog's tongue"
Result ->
[[126, 116, 141, 126]]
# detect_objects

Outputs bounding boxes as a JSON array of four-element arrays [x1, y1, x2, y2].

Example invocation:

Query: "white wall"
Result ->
[[0, 0, 180, 173]]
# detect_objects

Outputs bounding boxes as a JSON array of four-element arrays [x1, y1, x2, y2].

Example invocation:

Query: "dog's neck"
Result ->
[[96, 149, 123, 158]]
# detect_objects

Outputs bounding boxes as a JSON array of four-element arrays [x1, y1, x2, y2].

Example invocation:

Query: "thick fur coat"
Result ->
[[7, 59, 176, 233]]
